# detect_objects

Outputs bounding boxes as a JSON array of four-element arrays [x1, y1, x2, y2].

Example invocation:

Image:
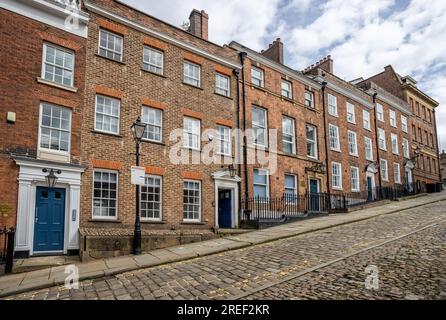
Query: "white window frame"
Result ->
[[183, 61, 201, 87], [402, 138, 410, 159], [98, 29, 123, 62], [141, 106, 163, 143], [281, 80, 292, 99], [363, 110, 371, 130], [282, 116, 296, 155], [391, 133, 399, 155], [140, 175, 163, 221], [346, 102, 356, 124], [215, 73, 230, 97], [328, 94, 338, 117], [306, 125, 318, 159], [329, 124, 341, 152], [393, 163, 401, 184], [183, 117, 201, 150], [332, 162, 343, 190], [390, 110, 397, 127], [251, 66, 264, 87], [252, 106, 268, 147], [217, 125, 232, 156], [92, 169, 119, 220], [348, 130, 358, 156], [253, 169, 269, 199], [378, 128, 387, 151], [183, 180, 201, 222], [284, 174, 297, 200], [380, 159, 389, 181], [38, 103, 72, 155], [42, 43, 75, 87], [143, 46, 164, 75], [94, 95, 121, 135], [350, 167, 360, 192], [401, 115, 408, 133], [305, 91, 314, 108], [376, 103, 384, 122], [365, 137, 373, 161]]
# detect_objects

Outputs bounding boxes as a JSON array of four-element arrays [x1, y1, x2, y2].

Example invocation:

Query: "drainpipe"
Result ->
[[239, 52, 249, 212], [432, 110, 442, 183], [233, 68, 242, 223], [321, 81, 331, 207], [373, 93, 383, 192]]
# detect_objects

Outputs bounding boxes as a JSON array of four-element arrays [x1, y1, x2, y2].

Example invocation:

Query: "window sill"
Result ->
[[141, 139, 165, 146], [141, 220, 165, 224], [330, 149, 342, 153], [89, 219, 122, 223], [36, 77, 78, 93], [250, 84, 267, 92], [182, 82, 204, 90], [349, 153, 359, 158], [305, 106, 317, 112], [333, 187, 343, 191], [140, 67, 166, 78], [281, 96, 294, 103], [91, 130, 123, 138], [214, 92, 232, 100], [95, 53, 125, 65], [181, 221, 207, 225]]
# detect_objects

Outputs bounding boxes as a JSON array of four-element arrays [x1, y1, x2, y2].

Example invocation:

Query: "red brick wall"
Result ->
[[79, 12, 239, 230], [0, 9, 86, 228]]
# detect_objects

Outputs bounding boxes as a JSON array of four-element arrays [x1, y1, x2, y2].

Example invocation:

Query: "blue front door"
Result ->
[[34, 187, 65, 253], [367, 177, 373, 201], [309, 179, 319, 211], [218, 190, 232, 228]]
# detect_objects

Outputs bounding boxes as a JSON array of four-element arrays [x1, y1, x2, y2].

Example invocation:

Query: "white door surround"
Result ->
[[211, 170, 241, 229], [13, 157, 85, 257]]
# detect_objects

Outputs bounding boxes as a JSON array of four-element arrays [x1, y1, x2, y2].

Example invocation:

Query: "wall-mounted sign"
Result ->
[[131, 166, 146, 186]]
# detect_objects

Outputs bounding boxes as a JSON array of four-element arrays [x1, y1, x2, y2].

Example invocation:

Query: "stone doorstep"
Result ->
[[1, 192, 445, 298]]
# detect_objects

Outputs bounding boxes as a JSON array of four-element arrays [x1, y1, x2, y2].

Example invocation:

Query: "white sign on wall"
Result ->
[[131, 166, 146, 186]]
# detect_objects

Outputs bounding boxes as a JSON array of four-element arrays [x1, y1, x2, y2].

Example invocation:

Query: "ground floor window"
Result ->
[[93, 170, 118, 219], [183, 180, 201, 221], [253, 169, 269, 199], [140, 175, 162, 220]]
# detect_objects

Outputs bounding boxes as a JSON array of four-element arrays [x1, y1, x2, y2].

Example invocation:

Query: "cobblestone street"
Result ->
[[4, 200, 446, 300]]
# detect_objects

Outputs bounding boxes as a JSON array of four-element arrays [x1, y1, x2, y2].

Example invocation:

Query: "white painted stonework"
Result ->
[[212, 170, 241, 229], [14, 157, 85, 255]]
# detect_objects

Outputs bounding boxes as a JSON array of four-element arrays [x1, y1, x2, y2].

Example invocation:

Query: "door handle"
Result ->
[[35, 208, 38, 223]]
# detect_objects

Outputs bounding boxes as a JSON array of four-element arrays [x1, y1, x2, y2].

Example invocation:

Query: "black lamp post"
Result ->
[[131, 116, 146, 255], [42, 168, 61, 189]]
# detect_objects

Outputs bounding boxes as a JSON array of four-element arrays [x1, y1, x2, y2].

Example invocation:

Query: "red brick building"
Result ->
[[0, 0, 89, 257], [229, 40, 327, 205], [78, 0, 241, 254], [364, 66, 441, 189]]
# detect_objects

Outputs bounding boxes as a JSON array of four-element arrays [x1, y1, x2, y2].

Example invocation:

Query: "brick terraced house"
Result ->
[[0, 0, 89, 258], [0, 0, 441, 260], [229, 40, 327, 207], [364, 66, 441, 190]]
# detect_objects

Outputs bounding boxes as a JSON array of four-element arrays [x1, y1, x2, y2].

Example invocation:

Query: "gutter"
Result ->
[[432, 110, 442, 183], [239, 52, 249, 212], [233, 69, 243, 224], [373, 93, 383, 190], [321, 81, 331, 206]]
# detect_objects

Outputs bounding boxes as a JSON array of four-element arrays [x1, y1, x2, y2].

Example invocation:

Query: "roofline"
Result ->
[[84, 1, 241, 69], [402, 83, 439, 107], [229, 41, 321, 89]]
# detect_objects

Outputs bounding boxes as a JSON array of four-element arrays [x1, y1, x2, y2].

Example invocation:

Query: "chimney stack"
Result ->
[[188, 9, 209, 40], [261, 38, 284, 64]]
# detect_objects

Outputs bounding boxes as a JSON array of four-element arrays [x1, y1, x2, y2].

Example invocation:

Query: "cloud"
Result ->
[[120, 0, 280, 50]]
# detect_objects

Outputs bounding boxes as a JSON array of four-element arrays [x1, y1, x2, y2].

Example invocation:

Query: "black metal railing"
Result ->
[[1, 227, 15, 274], [242, 193, 329, 224], [330, 183, 420, 211]]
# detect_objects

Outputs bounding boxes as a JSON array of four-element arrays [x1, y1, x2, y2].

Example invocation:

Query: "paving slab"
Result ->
[[133, 254, 162, 268]]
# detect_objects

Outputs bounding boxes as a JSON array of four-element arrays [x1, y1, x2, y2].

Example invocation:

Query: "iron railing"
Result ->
[[241, 193, 329, 224], [330, 183, 420, 211], [0, 227, 15, 274]]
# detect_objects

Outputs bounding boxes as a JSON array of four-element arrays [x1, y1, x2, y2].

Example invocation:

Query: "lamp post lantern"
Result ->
[[131, 117, 146, 255], [42, 168, 61, 189]]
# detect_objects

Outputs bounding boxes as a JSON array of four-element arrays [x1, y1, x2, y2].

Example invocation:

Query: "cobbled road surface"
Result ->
[[5, 200, 446, 300]]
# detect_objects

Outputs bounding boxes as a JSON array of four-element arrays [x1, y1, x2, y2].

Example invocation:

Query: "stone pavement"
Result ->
[[1, 191, 445, 299]]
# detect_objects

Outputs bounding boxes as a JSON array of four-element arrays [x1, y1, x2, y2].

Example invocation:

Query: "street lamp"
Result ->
[[131, 117, 146, 255], [42, 168, 61, 189], [228, 165, 237, 178]]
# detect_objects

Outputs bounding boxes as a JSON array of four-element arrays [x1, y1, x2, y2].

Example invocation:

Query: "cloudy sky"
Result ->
[[122, 0, 446, 152]]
